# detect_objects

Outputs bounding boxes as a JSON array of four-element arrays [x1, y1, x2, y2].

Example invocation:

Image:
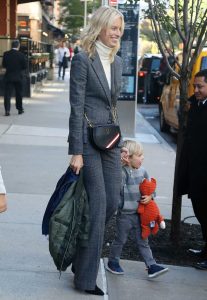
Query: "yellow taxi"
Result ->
[[159, 49, 207, 131]]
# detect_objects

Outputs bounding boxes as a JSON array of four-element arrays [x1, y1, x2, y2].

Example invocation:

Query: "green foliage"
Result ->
[[59, 0, 101, 36], [140, 20, 155, 41]]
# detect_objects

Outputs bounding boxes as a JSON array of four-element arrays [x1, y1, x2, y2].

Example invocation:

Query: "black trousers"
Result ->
[[191, 197, 207, 247], [4, 80, 23, 112], [58, 62, 66, 79]]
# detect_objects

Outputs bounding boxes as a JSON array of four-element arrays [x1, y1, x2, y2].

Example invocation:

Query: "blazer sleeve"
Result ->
[[68, 53, 88, 154]]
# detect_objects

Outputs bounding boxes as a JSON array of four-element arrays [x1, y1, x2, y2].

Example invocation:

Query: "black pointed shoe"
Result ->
[[85, 285, 104, 296]]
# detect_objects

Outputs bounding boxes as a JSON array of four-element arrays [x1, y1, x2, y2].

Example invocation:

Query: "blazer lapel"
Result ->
[[90, 53, 111, 105], [113, 56, 122, 100]]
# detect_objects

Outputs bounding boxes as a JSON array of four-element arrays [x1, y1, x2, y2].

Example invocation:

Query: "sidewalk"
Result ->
[[0, 70, 206, 300]]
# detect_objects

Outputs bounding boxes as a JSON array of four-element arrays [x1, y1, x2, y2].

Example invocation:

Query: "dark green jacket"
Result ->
[[49, 171, 90, 271]]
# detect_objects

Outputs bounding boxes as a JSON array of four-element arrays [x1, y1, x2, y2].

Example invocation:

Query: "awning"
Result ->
[[18, 0, 53, 4], [47, 23, 65, 38], [18, 0, 39, 3]]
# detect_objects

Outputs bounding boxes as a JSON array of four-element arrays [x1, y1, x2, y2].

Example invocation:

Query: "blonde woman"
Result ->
[[0, 167, 7, 213], [68, 6, 124, 295]]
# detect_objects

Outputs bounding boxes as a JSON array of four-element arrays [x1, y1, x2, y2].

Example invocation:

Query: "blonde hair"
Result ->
[[123, 140, 143, 156], [81, 6, 124, 61]]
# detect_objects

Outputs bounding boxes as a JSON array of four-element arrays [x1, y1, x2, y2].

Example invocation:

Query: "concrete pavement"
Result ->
[[0, 69, 207, 299]]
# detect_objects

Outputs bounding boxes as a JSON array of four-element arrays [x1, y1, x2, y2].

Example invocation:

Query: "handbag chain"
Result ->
[[84, 105, 118, 128], [84, 112, 93, 128]]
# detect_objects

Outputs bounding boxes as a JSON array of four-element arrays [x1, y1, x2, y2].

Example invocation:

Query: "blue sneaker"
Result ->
[[148, 264, 168, 278], [106, 261, 124, 275]]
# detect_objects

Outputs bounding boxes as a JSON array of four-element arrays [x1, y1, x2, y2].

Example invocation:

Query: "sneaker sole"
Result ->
[[148, 268, 168, 278], [105, 266, 124, 275]]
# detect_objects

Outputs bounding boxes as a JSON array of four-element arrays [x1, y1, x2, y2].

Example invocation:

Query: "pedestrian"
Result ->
[[68, 44, 73, 62], [68, 6, 124, 296], [0, 166, 7, 213], [106, 139, 168, 278], [2, 40, 27, 116], [57, 41, 70, 80], [178, 69, 207, 270], [73, 41, 81, 55]]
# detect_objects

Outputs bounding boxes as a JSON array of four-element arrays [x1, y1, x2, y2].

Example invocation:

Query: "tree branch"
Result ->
[[189, 15, 207, 71], [175, 0, 185, 43], [188, 0, 202, 51], [149, 0, 180, 79], [183, 0, 189, 37]]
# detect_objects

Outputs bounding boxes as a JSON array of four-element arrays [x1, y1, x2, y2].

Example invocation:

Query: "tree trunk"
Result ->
[[170, 130, 183, 244], [170, 76, 189, 244]]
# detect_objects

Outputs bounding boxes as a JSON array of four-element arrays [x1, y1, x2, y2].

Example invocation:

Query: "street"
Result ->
[[138, 104, 177, 151]]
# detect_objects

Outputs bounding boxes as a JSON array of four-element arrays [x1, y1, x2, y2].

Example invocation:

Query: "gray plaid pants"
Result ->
[[73, 145, 122, 290]]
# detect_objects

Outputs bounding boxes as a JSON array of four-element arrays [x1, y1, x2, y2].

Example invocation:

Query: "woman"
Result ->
[[68, 6, 124, 296]]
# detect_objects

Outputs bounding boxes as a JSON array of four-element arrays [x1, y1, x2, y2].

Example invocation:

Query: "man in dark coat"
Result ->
[[178, 69, 207, 270], [2, 40, 27, 116]]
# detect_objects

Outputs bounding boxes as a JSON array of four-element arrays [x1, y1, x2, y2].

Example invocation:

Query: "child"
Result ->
[[0, 166, 7, 213], [106, 140, 168, 278]]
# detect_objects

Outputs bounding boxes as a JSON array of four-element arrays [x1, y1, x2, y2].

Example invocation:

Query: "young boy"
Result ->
[[106, 140, 168, 278]]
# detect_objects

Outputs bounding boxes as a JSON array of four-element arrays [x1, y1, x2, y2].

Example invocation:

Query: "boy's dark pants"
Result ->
[[109, 213, 156, 267]]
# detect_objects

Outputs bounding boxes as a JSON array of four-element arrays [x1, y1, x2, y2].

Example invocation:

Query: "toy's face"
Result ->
[[129, 152, 144, 169]]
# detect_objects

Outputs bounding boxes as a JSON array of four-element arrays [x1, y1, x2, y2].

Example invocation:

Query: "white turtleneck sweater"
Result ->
[[95, 40, 112, 89]]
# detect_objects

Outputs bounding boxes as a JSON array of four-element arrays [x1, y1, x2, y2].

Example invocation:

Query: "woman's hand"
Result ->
[[140, 195, 152, 205], [70, 155, 83, 175]]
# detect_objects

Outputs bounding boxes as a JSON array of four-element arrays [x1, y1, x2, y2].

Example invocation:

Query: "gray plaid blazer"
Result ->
[[68, 50, 122, 155]]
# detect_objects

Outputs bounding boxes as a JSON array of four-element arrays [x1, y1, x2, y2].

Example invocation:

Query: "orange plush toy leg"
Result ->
[[151, 224, 159, 236], [141, 225, 151, 239]]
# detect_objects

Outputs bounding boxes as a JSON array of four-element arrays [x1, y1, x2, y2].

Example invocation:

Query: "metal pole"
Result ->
[[84, 0, 87, 27], [102, 0, 109, 6]]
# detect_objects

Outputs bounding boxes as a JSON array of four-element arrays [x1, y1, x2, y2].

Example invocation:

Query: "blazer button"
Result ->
[[106, 106, 110, 110]]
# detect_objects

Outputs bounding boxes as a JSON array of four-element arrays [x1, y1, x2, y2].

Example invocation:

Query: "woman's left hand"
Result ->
[[140, 195, 152, 205]]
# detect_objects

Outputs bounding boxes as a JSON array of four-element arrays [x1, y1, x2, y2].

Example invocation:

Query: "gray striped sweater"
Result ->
[[119, 165, 150, 214]]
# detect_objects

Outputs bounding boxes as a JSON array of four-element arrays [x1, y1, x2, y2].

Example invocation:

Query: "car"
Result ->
[[137, 53, 162, 103], [159, 49, 207, 132]]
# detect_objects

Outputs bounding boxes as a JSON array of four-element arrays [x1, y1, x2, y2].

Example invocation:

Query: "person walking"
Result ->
[[2, 40, 27, 116], [178, 69, 207, 270], [68, 6, 124, 296], [57, 41, 70, 80], [106, 139, 168, 278]]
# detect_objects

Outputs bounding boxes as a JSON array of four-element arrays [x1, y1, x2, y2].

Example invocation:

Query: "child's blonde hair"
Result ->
[[123, 139, 143, 156]]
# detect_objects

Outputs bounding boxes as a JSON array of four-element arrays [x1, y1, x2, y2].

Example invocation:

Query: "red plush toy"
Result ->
[[137, 178, 165, 239]]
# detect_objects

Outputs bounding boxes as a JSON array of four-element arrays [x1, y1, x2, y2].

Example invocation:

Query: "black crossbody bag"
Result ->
[[84, 63, 121, 150], [84, 107, 121, 150]]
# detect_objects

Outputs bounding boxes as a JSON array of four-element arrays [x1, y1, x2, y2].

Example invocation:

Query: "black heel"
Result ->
[[85, 285, 104, 296]]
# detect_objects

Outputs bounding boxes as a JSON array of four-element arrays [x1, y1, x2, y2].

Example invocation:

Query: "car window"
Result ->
[[142, 58, 151, 70], [201, 56, 207, 70], [151, 58, 161, 72]]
